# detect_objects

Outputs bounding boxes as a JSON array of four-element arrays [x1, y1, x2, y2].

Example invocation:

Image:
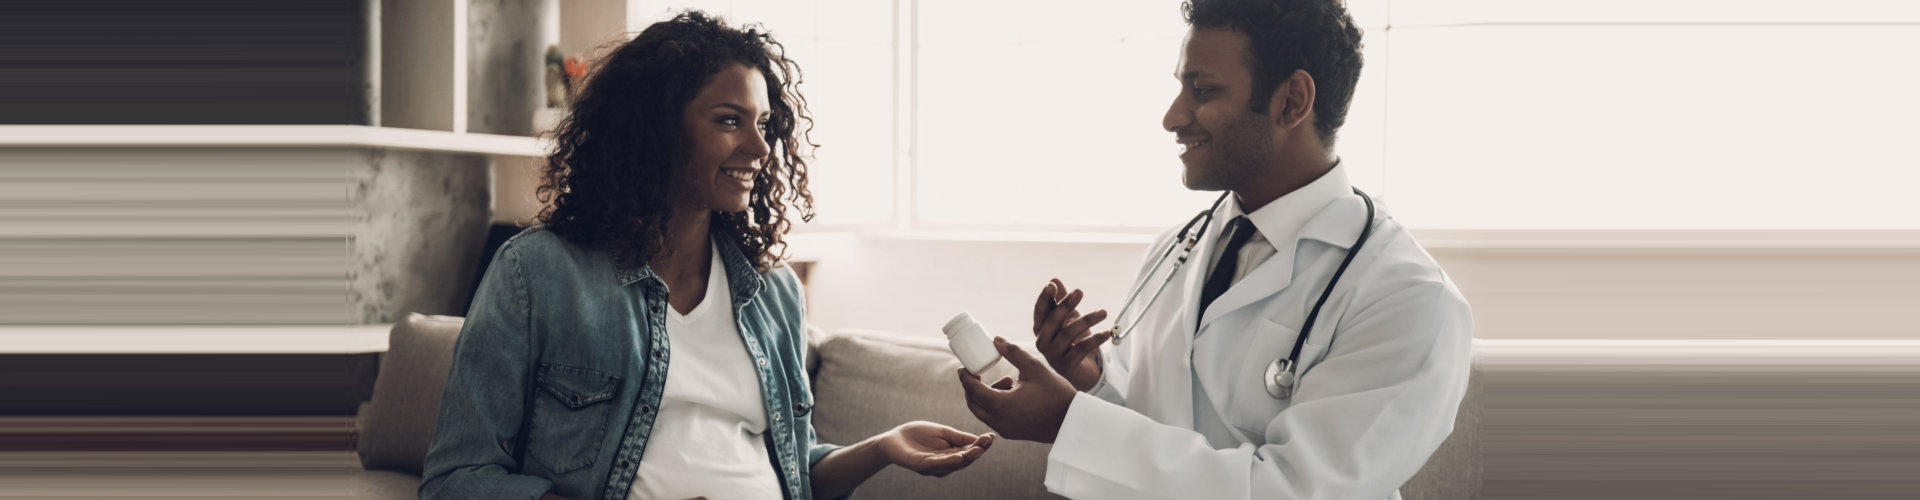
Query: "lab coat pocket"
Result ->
[[1296, 342, 1330, 375], [527, 362, 621, 474], [1227, 319, 1323, 440]]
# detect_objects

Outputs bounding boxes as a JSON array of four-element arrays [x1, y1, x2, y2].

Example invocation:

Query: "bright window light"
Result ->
[[914, 0, 1217, 230], [633, 0, 1920, 233], [637, 1, 898, 227], [1389, 0, 1920, 26], [1386, 25, 1920, 229]]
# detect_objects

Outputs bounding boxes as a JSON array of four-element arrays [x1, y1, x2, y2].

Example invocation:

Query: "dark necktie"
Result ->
[[1198, 216, 1255, 327]]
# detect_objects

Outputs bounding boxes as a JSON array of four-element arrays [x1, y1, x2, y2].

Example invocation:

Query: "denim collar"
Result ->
[[614, 235, 763, 306]]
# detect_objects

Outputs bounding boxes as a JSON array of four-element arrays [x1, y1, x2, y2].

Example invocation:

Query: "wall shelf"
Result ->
[[0, 325, 393, 354], [0, 125, 549, 158]]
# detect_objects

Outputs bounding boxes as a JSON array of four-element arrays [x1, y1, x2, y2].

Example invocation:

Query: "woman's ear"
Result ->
[[1268, 69, 1316, 131]]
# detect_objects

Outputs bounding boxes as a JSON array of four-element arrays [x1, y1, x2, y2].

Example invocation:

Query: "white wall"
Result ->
[[1431, 247, 1920, 340], [528, 0, 1920, 342], [792, 233, 1151, 341], [794, 234, 1920, 341]]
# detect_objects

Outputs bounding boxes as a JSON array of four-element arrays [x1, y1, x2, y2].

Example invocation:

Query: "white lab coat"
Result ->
[[1043, 182, 1474, 500]]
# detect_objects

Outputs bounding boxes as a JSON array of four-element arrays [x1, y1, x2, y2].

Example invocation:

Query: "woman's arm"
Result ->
[[809, 422, 995, 499], [807, 434, 890, 499], [767, 268, 992, 497], [418, 246, 554, 500]]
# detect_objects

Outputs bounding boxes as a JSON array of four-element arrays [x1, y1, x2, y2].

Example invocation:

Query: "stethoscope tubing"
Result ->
[[1110, 191, 1232, 344], [1108, 188, 1378, 399]]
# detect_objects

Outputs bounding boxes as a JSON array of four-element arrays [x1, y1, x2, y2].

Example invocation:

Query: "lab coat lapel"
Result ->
[[1129, 196, 1231, 429], [1187, 193, 1370, 444], [1137, 285, 1197, 428], [1196, 193, 1368, 333], [1114, 273, 1198, 427], [1180, 195, 1229, 340], [1188, 233, 1298, 446], [1194, 242, 1297, 335]]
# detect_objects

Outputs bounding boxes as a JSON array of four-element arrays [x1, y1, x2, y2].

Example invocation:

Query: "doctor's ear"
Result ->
[[1266, 69, 1316, 131]]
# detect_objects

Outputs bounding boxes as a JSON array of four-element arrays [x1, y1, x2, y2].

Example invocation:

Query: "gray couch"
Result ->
[[351, 314, 1482, 499]]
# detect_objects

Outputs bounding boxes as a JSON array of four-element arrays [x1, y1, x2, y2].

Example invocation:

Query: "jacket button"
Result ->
[[570, 395, 582, 405], [617, 460, 629, 469], [794, 402, 810, 417], [653, 350, 665, 360], [641, 404, 653, 414]]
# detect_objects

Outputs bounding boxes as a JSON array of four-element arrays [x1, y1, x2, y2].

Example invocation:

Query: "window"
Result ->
[[635, 0, 898, 227], [1383, 0, 1920, 230], [638, 0, 1920, 233], [912, 0, 1213, 231]]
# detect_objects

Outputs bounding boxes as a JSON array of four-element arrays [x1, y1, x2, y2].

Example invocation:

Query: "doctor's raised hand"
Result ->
[[957, 336, 1079, 442], [1032, 279, 1111, 391]]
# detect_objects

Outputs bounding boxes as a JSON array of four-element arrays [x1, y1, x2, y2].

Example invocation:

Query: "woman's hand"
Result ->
[[875, 421, 995, 477], [811, 421, 995, 498]]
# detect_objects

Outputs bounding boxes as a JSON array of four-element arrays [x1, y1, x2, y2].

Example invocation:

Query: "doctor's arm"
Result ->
[[1058, 223, 1185, 406], [971, 282, 1472, 500]]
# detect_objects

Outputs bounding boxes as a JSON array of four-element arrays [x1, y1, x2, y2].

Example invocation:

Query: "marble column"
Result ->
[[348, 149, 492, 324], [467, 0, 558, 137]]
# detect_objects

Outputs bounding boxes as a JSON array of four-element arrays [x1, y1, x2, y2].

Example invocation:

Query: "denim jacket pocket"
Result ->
[[527, 362, 620, 474]]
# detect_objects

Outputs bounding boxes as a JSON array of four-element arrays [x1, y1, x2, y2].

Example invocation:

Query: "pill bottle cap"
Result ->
[[942, 312, 977, 339]]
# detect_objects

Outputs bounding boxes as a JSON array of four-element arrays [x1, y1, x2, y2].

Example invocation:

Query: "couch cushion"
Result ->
[[808, 329, 1064, 500], [1400, 351, 1483, 500], [809, 329, 1481, 500], [349, 469, 425, 500], [357, 313, 464, 475]]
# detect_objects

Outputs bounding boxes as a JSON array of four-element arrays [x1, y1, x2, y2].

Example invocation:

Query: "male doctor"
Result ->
[[956, 0, 1473, 498]]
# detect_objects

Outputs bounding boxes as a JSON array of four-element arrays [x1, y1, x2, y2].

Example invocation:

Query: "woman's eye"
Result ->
[[1191, 87, 1213, 99], [720, 116, 742, 127], [756, 121, 770, 132]]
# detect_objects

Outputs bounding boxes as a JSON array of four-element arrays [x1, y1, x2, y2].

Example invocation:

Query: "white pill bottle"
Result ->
[[942, 312, 1004, 374]]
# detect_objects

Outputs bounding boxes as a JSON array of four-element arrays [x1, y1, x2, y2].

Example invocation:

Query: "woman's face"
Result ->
[[680, 63, 773, 213]]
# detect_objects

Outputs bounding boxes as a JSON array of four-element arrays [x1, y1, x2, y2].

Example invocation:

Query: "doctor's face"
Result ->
[[1164, 28, 1275, 192]]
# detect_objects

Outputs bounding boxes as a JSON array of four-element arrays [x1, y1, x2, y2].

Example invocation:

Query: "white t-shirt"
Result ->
[[629, 248, 781, 500]]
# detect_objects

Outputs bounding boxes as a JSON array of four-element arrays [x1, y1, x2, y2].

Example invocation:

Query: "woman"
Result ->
[[420, 12, 992, 500]]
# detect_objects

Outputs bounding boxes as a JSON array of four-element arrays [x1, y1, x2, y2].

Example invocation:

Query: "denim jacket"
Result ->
[[420, 227, 838, 500]]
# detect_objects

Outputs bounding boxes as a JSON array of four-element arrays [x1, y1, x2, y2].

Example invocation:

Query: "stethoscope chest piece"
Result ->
[[1264, 358, 1297, 399], [1111, 187, 1375, 402]]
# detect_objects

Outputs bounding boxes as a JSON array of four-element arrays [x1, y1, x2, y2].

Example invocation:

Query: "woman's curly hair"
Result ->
[[537, 10, 815, 273]]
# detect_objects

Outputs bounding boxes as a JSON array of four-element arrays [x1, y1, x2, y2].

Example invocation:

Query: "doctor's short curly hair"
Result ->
[[1184, 0, 1364, 146], [536, 10, 815, 272]]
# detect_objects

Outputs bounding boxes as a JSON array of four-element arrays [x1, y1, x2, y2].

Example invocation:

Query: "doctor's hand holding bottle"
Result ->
[[956, 278, 1110, 443]]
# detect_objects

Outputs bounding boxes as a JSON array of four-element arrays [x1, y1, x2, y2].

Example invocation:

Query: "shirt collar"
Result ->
[[614, 234, 764, 304], [1219, 159, 1353, 251]]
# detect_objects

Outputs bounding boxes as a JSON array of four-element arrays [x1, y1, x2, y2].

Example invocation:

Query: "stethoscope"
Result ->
[[1108, 187, 1375, 400]]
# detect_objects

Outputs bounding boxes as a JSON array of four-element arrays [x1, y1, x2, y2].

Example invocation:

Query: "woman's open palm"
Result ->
[[877, 421, 995, 477]]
